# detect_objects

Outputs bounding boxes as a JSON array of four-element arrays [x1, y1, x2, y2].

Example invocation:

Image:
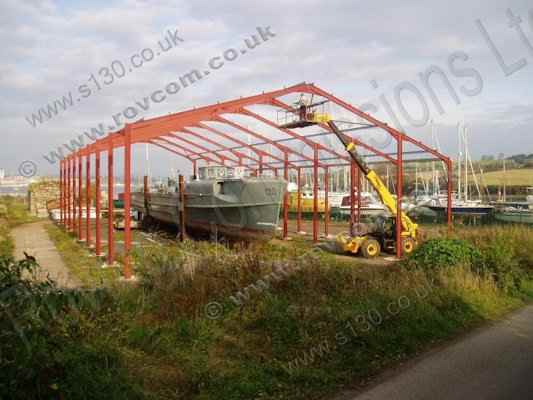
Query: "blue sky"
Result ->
[[1, 0, 532, 177]]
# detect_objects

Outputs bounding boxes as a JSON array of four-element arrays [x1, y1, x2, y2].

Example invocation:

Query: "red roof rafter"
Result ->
[[69, 82, 451, 171]]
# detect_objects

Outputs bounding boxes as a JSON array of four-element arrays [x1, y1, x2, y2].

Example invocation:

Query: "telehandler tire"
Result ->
[[361, 238, 381, 258]]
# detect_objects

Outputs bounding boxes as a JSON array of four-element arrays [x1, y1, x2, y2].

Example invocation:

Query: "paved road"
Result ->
[[337, 305, 533, 400], [12, 220, 81, 288]]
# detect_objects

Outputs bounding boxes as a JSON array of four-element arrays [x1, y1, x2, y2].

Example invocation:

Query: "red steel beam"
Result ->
[[195, 123, 295, 167], [147, 140, 193, 161], [154, 137, 221, 165], [196, 122, 268, 157], [166, 132, 237, 165], [77, 83, 450, 173], [214, 116, 313, 165], [249, 102, 351, 163], [81, 83, 313, 155], [123, 83, 313, 144], [181, 127, 259, 164], [308, 85, 451, 164]]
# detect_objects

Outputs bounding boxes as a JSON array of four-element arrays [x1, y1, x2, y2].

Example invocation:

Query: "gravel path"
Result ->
[[12, 220, 81, 288]]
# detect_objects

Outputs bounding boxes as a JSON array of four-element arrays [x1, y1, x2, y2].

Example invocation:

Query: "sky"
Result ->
[[1, 0, 532, 178]]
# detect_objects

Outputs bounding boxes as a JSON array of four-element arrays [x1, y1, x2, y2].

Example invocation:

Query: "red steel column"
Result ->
[[297, 167, 302, 233], [123, 125, 133, 279], [66, 159, 69, 228], [95, 151, 102, 256], [70, 157, 74, 231], [59, 160, 63, 225], [447, 159, 453, 231], [357, 166, 362, 224], [107, 140, 115, 265], [69, 157, 73, 230], [350, 160, 356, 236], [324, 166, 329, 238], [86, 154, 91, 246], [396, 137, 403, 258], [313, 145, 319, 243], [283, 152, 289, 239], [72, 156, 77, 233], [78, 154, 83, 240], [178, 175, 186, 242], [62, 160, 66, 226]]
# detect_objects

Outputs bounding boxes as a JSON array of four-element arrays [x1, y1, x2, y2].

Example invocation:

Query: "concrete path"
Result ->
[[12, 220, 81, 288], [337, 304, 533, 400]]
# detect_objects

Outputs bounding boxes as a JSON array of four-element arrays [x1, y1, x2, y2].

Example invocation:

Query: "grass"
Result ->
[[44, 223, 120, 287], [0, 196, 39, 257], [474, 168, 533, 187], [3, 224, 533, 399]]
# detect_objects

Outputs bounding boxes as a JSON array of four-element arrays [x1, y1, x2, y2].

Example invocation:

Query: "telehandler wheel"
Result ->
[[361, 238, 381, 258], [402, 237, 417, 255]]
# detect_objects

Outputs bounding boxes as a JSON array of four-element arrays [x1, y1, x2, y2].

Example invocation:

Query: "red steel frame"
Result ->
[[57, 83, 453, 278], [86, 154, 91, 246], [77, 155, 83, 240]]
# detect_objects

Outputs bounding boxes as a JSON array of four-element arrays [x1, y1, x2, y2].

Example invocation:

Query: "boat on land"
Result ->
[[286, 183, 347, 214], [335, 192, 388, 217], [131, 166, 287, 241]]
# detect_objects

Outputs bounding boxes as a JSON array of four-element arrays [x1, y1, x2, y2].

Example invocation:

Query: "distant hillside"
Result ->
[[477, 153, 533, 172], [476, 169, 533, 187]]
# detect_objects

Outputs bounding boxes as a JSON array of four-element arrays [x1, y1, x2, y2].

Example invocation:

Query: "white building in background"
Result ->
[[0, 169, 5, 180]]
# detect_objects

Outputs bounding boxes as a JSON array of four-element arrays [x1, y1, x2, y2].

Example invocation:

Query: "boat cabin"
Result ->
[[197, 166, 246, 180]]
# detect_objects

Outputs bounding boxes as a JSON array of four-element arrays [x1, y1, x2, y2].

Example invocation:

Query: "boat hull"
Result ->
[[494, 211, 533, 224], [132, 178, 286, 241], [427, 205, 494, 216]]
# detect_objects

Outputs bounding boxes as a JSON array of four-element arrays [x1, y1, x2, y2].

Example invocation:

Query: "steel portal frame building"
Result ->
[[58, 82, 453, 279]]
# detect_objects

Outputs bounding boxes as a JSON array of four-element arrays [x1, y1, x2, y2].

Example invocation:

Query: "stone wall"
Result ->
[[28, 180, 60, 218]]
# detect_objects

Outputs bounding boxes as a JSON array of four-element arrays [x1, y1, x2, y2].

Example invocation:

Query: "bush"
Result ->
[[407, 235, 527, 293], [0, 255, 142, 399], [479, 241, 524, 292], [407, 239, 482, 270]]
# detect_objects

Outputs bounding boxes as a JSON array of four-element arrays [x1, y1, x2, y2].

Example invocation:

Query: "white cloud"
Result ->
[[0, 0, 532, 176]]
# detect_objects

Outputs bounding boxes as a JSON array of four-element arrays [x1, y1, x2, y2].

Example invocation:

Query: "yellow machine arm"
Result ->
[[327, 121, 418, 239]]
